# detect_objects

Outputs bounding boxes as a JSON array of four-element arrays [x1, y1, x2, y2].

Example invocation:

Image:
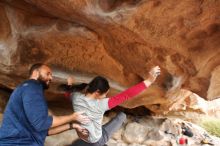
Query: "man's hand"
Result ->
[[74, 123, 89, 141], [72, 123, 89, 136], [72, 112, 90, 124], [67, 76, 74, 85]]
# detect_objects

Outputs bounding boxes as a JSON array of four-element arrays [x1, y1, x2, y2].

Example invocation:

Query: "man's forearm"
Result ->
[[48, 123, 70, 135]]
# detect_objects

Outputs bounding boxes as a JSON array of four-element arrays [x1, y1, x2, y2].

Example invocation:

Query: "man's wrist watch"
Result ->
[[69, 122, 73, 130]]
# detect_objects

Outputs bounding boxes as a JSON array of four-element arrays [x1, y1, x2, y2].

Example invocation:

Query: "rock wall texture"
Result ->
[[0, 0, 220, 114]]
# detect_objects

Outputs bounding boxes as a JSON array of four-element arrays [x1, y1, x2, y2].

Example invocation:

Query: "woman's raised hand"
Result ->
[[149, 66, 161, 82], [144, 66, 161, 87]]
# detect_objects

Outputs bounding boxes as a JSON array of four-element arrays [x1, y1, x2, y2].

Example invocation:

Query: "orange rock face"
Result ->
[[0, 0, 220, 114]]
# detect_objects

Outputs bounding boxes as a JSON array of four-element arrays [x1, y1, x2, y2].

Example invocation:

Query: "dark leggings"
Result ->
[[71, 112, 126, 146]]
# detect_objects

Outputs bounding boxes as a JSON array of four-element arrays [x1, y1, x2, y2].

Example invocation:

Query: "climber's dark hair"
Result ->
[[58, 76, 110, 94], [86, 76, 110, 94], [58, 83, 88, 92]]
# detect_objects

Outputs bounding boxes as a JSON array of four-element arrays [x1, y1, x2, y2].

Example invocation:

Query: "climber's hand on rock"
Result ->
[[144, 66, 161, 87], [67, 76, 74, 85]]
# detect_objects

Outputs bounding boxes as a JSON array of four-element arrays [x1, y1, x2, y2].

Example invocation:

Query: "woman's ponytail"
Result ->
[[58, 83, 88, 92]]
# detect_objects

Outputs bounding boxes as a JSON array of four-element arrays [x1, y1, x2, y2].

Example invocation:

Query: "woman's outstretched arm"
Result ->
[[108, 66, 160, 109]]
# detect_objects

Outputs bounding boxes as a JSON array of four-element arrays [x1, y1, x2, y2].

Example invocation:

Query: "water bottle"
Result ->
[[177, 137, 188, 146]]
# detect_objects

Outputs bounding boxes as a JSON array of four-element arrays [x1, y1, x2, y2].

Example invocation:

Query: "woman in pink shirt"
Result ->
[[60, 66, 160, 146]]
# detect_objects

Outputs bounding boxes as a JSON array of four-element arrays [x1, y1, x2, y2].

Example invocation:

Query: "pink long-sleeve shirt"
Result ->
[[108, 82, 147, 109]]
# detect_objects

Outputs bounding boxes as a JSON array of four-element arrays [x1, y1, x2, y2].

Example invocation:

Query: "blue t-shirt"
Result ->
[[0, 79, 53, 146]]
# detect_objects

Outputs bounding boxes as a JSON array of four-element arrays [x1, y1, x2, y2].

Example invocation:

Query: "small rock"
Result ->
[[123, 122, 148, 144], [128, 143, 146, 146], [147, 129, 163, 141], [106, 139, 118, 146], [143, 139, 172, 146]]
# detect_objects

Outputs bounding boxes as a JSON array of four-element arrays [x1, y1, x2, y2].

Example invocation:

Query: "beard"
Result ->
[[37, 74, 51, 90]]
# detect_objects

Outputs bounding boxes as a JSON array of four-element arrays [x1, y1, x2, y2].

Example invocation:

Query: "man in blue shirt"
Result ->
[[0, 63, 89, 146]]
